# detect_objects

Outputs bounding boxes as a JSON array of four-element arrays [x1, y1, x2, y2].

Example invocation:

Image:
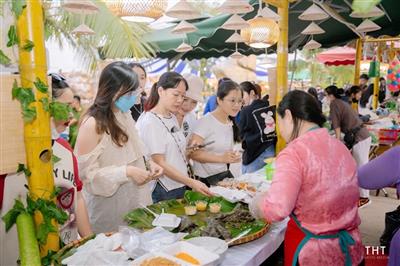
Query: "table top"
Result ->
[[221, 219, 288, 266]]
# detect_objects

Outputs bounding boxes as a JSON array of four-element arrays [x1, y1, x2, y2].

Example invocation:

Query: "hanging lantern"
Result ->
[[301, 22, 325, 35], [166, 0, 201, 20], [221, 14, 249, 30], [217, 0, 254, 15], [298, 4, 329, 21], [171, 20, 198, 34], [240, 17, 279, 49], [230, 51, 244, 59], [226, 32, 245, 43], [62, 0, 99, 14], [260, 6, 280, 21], [175, 42, 193, 53], [356, 19, 381, 33], [71, 24, 95, 36], [303, 39, 321, 50], [105, 0, 167, 23]]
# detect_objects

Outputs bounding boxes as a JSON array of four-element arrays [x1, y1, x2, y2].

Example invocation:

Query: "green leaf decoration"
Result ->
[[11, 0, 26, 18], [21, 105, 37, 123], [17, 163, 31, 177], [40, 98, 50, 112], [41, 250, 57, 266], [50, 186, 62, 198], [1, 199, 26, 232], [34, 78, 48, 93], [352, 0, 381, 13], [12, 81, 35, 105], [50, 102, 71, 121], [0, 49, 11, 65], [22, 40, 34, 52], [7, 25, 19, 47]]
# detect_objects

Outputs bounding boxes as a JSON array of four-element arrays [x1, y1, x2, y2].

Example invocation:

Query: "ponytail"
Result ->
[[144, 82, 159, 111], [144, 71, 188, 112], [325, 85, 341, 99]]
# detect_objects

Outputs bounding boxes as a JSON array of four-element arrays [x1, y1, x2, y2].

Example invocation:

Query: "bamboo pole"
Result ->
[[363, 37, 400, 43], [372, 44, 382, 110], [16, 0, 59, 255], [275, 0, 289, 154], [354, 38, 362, 84]]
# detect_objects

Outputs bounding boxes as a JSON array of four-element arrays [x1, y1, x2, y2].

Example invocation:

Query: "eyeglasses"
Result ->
[[224, 98, 244, 106], [49, 73, 66, 82]]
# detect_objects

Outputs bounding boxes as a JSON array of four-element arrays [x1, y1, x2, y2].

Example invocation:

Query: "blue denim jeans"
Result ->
[[152, 182, 187, 203], [242, 145, 275, 174]]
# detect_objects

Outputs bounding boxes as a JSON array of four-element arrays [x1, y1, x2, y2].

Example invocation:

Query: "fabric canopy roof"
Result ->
[[144, 0, 400, 60], [316, 46, 356, 66]]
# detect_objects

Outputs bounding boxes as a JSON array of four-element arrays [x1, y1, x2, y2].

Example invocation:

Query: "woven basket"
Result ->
[[229, 223, 271, 246]]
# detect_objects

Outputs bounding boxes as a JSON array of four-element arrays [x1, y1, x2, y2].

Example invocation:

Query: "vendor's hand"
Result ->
[[189, 179, 213, 197], [149, 160, 163, 179], [249, 192, 267, 220], [220, 151, 241, 164], [127, 166, 152, 185]]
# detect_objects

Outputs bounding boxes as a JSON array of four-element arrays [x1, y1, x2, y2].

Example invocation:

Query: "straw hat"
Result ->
[[183, 74, 204, 103]]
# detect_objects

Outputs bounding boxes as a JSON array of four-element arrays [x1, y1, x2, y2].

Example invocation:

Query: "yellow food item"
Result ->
[[195, 201, 207, 211], [175, 252, 200, 265], [209, 203, 221, 213], [140, 257, 179, 266], [184, 205, 197, 216]]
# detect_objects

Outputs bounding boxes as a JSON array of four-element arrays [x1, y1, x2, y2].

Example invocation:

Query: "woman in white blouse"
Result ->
[[75, 62, 163, 233], [136, 72, 212, 203], [189, 80, 243, 186]]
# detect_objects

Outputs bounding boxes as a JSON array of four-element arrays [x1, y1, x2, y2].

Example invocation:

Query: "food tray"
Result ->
[[228, 223, 270, 246]]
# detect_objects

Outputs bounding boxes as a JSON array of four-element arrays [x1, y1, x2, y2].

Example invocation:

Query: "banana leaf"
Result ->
[[183, 191, 237, 213]]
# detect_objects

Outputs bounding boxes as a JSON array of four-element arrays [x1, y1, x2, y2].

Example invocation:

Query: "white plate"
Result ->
[[210, 186, 251, 203], [186, 237, 228, 257], [161, 241, 220, 266], [152, 213, 181, 230]]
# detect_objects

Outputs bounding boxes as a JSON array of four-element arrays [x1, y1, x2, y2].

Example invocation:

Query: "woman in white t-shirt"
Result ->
[[189, 80, 242, 186], [136, 72, 212, 203]]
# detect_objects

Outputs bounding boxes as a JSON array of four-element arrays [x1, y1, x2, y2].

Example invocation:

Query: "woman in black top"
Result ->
[[238, 82, 277, 173]]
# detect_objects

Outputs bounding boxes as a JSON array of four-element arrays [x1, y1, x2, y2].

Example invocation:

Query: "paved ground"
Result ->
[[262, 189, 399, 266]]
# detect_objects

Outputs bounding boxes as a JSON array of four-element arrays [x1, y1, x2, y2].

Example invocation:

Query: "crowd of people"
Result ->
[[1, 61, 399, 266]]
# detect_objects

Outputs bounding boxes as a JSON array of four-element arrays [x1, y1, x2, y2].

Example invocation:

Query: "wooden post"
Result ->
[[275, 0, 289, 153], [354, 38, 362, 84], [16, 0, 59, 255], [372, 44, 382, 110]]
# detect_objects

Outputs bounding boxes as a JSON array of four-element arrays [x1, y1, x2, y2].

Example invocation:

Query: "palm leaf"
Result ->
[[43, 0, 155, 70]]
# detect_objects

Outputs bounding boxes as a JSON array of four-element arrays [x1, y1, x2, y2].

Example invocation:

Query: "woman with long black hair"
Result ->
[[136, 72, 212, 203], [250, 90, 363, 266], [189, 79, 243, 186], [75, 62, 163, 233]]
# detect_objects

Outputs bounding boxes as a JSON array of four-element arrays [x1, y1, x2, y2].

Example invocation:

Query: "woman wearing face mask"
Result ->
[[136, 72, 212, 203], [238, 81, 276, 174], [75, 62, 163, 233], [189, 80, 242, 186], [325, 85, 371, 208], [249, 90, 363, 266], [128, 62, 147, 121]]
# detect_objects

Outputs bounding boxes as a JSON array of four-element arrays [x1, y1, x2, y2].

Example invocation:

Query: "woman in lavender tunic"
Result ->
[[358, 146, 400, 266]]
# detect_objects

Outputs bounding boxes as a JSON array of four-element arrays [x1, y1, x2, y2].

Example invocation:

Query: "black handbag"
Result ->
[[198, 164, 234, 187], [380, 205, 400, 251], [344, 126, 361, 150]]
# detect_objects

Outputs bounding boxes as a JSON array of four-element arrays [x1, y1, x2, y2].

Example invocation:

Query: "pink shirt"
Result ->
[[261, 128, 363, 265]]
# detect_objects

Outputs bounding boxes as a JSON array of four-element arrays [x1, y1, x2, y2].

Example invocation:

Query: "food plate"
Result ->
[[152, 213, 181, 230], [125, 191, 269, 247], [161, 241, 219, 266], [209, 186, 251, 203], [133, 252, 190, 266]]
